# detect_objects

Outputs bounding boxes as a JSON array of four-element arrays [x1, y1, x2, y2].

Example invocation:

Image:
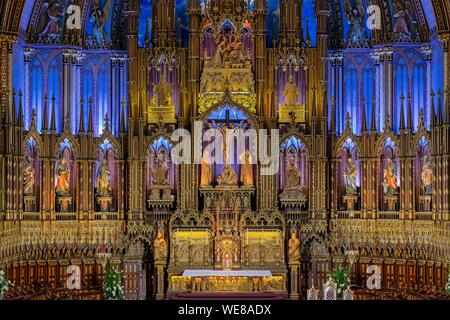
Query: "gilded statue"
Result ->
[[153, 75, 172, 107], [240, 150, 253, 187], [344, 0, 368, 47], [96, 158, 111, 196], [200, 152, 213, 187], [288, 231, 300, 262], [282, 75, 300, 106], [208, 120, 246, 164], [217, 165, 238, 186], [23, 157, 35, 196], [229, 34, 245, 65], [421, 155, 433, 195], [205, 36, 228, 69], [285, 157, 301, 190], [152, 159, 169, 185], [154, 229, 167, 262], [383, 158, 398, 195], [344, 157, 357, 195], [56, 158, 70, 196]]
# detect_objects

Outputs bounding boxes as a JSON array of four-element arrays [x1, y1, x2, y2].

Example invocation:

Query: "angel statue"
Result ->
[[37, 0, 63, 36], [344, 157, 358, 195], [393, 0, 416, 39], [344, 0, 368, 48], [90, 0, 113, 43]]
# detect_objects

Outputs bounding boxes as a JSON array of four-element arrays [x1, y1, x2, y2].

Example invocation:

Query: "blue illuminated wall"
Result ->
[[138, 0, 152, 47], [266, 0, 279, 47], [176, 0, 189, 47], [302, 0, 317, 47]]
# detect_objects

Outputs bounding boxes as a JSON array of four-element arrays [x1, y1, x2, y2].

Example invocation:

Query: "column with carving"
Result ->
[[421, 46, 432, 128]]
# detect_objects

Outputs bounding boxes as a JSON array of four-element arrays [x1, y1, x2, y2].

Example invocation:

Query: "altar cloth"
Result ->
[[182, 270, 272, 277]]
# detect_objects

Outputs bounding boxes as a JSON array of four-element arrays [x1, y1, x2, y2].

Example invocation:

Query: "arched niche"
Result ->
[[201, 18, 254, 65], [23, 137, 40, 212], [94, 140, 117, 212], [378, 137, 400, 211], [201, 104, 255, 188], [414, 136, 432, 212], [279, 136, 308, 208], [146, 136, 176, 207], [55, 139, 76, 212], [338, 138, 361, 211]]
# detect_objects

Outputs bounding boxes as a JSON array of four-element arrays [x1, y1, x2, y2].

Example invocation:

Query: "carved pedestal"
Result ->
[[384, 195, 398, 211], [289, 262, 300, 300], [419, 195, 432, 212], [24, 195, 36, 212], [150, 185, 172, 200], [343, 194, 358, 211], [56, 196, 72, 212], [96, 196, 113, 212], [279, 104, 306, 123], [280, 188, 307, 210]]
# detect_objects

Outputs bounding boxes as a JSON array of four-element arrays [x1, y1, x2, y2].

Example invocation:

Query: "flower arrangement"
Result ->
[[0, 268, 12, 296], [102, 265, 125, 300], [327, 266, 350, 296]]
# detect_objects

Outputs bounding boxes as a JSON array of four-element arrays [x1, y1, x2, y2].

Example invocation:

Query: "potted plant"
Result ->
[[102, 265, 125, 300], [327, 266, 350, 297], [0, 268, 12, 300]]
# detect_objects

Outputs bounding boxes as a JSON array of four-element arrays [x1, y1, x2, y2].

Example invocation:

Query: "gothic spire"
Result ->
[[407, 93, 412, 130], [88, 96, 94, 133], [43, 93, 49, 131], [11, 90, 16, 125], [437, 90, 443, 125], [79, 97, 85, 134], [361, 97, 367, 132], [329, 98, 336, 134], [371, 96, 377, 133], [120, 97, 126, 133], [50, 94, 56, 132], [311, 87, 317, 119], [430, 90, 436, 127], [399, 94, 405, 130], [18, 91, 24, 128]]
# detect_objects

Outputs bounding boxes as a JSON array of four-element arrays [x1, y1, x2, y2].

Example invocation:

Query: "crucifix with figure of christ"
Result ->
[[207, 109, 249, 164]]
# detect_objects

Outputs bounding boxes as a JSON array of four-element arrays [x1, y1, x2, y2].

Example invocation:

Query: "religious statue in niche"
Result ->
[[382, 158, 398, 195], [37, 0, 64, 36], [205, 36, 229, 69], [282, 75, 300, 106], [23, 156, 35, 196], [288, 231, 301, 262], [153, 75, 173, 107], [217, 164, 238, 186], [344, 0, 368, 48], [96, 158, 112, 196], [151, 158, 169, 186], [393, 0, 416, 39], [90, 0, 113, 43], [208, 119, 247, 164], [240, 150, 254, 187], [154, 229, 168, 262], [344, 157, 357, 195], [421, 155, 433, 195], [200, 152, 213, 187], [204, 33, 246, 69], [281, 157, 303, 196], [56, 157, 70, 196]]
